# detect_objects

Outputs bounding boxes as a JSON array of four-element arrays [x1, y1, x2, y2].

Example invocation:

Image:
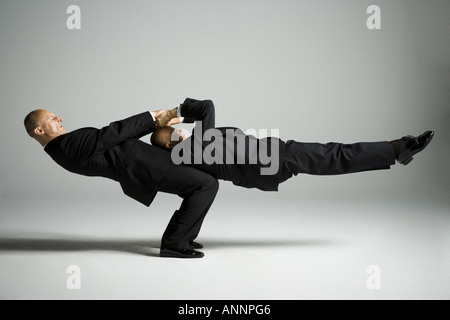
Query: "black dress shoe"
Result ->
[[160, 247, 204, 258], [397, 131, 434, 165], [190, 240, 203, 249]]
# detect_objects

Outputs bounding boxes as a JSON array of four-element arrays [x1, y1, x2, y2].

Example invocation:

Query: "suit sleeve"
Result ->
[[82, 111, 156, 159], [179, 98, 215, 134]]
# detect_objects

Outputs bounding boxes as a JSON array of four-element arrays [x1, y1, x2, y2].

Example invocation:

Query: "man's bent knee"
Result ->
[[204, 175, 219, 192]]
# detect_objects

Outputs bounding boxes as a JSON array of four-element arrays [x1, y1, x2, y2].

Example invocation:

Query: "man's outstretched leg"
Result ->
[[280, 131, 434, 178], [158, 165, 219, 258]]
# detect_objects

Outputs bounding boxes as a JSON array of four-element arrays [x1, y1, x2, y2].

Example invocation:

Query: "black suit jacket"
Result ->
[[175, 98, 285, 191], [45, 111, 173, 206]]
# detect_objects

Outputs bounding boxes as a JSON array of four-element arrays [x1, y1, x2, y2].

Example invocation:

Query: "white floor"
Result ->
[[0, 190, 449, 300]]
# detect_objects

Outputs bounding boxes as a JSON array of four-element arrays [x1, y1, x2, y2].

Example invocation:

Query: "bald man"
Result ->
[[24, 108, 219, 258]]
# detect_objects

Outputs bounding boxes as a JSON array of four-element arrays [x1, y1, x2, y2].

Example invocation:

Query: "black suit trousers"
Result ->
[[158, 165, 219, 249], [279, 140, 396, 182]]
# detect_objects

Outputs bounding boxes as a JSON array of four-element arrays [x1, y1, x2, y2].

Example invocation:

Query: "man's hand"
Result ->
[[151, 109, 168, 118], [167, 117, 181, 126], [155, 108, 178, 128]]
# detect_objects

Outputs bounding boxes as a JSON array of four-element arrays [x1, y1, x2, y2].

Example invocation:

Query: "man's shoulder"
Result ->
[[69, 127, 98, 134], [45, 127, 97, 151]]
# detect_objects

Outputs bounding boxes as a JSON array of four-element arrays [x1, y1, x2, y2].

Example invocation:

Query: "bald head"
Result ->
[[24, 109, 66, 146], [151, 127, 175, 149], [151, 126, 188, 150], [24, 109, 46, 138]]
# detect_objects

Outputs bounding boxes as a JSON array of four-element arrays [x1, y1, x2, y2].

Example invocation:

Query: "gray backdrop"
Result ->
[[1, 0, 448, 203], [0, 0, 449, 299]]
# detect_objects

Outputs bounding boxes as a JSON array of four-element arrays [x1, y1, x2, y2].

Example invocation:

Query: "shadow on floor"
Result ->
[[0, 234, 338, 257]]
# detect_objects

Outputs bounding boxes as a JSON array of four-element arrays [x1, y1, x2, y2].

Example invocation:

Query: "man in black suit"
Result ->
[[151, 98, 434, 192], [24, 108, 219, 258]]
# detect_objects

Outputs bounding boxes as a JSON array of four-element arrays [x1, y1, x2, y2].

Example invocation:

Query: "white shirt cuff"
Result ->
[[177, 104, 184, 123]]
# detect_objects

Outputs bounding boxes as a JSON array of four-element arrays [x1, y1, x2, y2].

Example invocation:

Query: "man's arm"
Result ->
[[98, 107, 175, 145], [80, 111, 157, 160]]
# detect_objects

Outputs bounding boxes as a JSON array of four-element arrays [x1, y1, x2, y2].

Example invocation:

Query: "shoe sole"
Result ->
[[160, 249, 204, 259], [399, 155, 414, 165]]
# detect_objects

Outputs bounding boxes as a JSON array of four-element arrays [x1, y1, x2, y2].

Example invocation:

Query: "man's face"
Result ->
[[38, 110, 66, 138], [157, 127, 187, 150], [172, 128, 187, 143]]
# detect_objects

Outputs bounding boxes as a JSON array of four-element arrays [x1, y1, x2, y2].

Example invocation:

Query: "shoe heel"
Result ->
[[401, 156, 413, 165]]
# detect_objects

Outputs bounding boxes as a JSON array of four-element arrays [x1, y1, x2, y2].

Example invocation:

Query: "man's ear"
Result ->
[[165, 142, 174, 150], [34, 127, 45, 136]]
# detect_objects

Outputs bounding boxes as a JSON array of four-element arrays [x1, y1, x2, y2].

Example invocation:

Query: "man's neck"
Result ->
[[40, 139, 51, 147], [39, 134, 65, 147]]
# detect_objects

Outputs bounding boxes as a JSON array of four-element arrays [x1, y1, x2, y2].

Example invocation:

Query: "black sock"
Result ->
[[389, 139, 406, 157]]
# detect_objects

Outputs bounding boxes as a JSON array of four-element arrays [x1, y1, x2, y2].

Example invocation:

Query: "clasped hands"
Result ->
[[153, 108, 181, 128]]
